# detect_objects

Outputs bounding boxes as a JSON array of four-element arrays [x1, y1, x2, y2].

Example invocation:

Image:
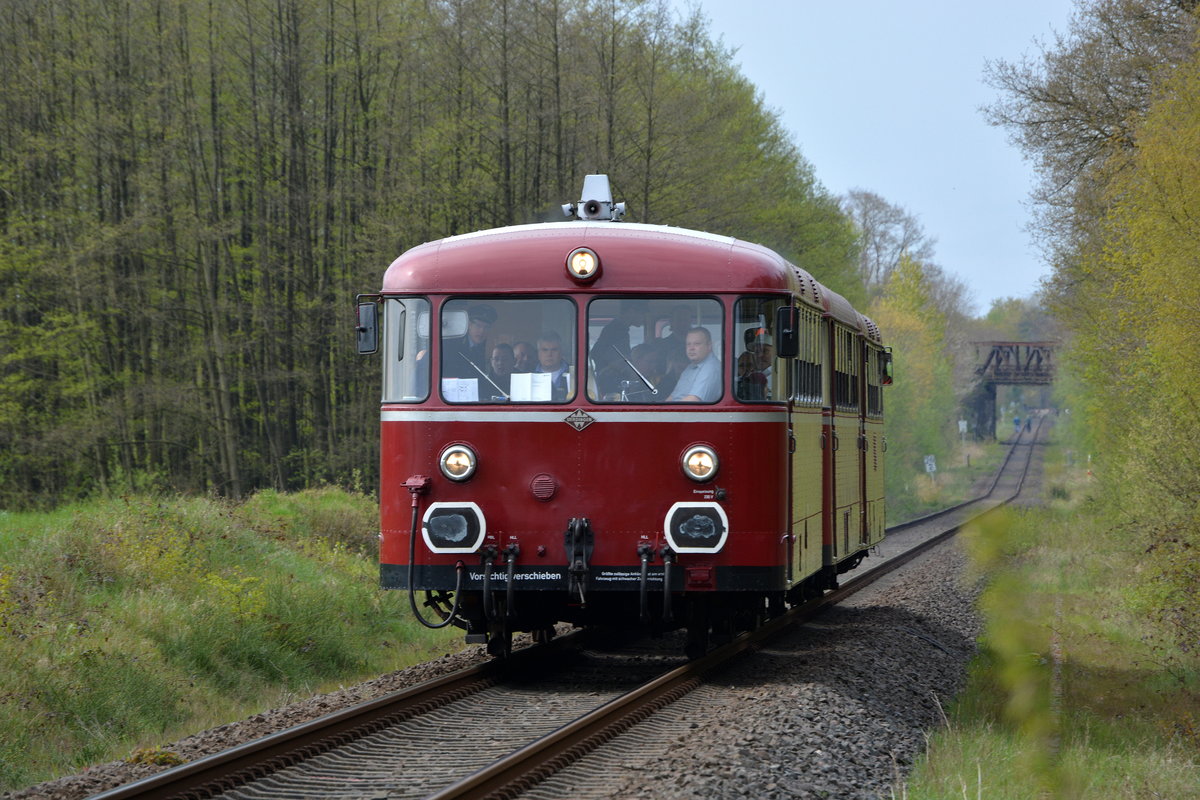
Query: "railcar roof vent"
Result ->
[[562, 174, 626, 221], [791, 267, 808, 297]]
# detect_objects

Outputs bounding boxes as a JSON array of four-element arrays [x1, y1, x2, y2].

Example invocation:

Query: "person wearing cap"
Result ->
[[442, 303, 496, 379]]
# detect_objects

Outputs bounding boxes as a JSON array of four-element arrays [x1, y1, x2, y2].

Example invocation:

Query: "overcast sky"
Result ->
[[673, 0, 1077, 314]]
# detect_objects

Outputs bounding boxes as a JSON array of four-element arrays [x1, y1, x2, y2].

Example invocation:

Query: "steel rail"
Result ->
[[887, 421, 1034, 533], [87, 416, 1047, 800], [426, 414, 1048, 800], [85, 633, 582, 800]]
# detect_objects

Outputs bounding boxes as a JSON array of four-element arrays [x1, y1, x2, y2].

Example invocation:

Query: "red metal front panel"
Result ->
[[380, 411, 788, 579]]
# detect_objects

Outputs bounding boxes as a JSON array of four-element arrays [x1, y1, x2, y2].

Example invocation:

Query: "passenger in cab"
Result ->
[[512, 340, 535, 374], [590, 301, 642, 384], [488, 343, 515, 395], [442, 304, 496, 379], [736, 329, 774, 401], [654, 306, 695, 370], [736, 351, 766, 401], [534, 330, 572, 401], [667, 327, 721, 402]]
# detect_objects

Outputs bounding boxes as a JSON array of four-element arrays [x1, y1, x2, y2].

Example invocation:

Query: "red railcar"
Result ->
[[356, 176, 891, 657]]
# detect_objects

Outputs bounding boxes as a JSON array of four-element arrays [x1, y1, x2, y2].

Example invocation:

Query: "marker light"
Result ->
[[682, 445, 719, 482], [439, 444, 477, 481], [566, 247, 600, 281]]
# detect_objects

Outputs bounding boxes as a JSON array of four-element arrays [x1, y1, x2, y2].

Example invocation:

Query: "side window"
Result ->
[[734, 297, 786, 403], [866, 347, 884, 418], [587, 297, 723, 403], [833, 326, 860, 412], [440, 297, 576, 403], [382, 297, 431, 403], [793, 306, 823, 407]]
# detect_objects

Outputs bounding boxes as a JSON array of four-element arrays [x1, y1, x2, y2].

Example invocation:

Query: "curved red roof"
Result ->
[[380, 221, 863, 328]]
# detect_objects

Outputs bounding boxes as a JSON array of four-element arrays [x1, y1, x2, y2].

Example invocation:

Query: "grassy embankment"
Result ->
[[0, 489, 460, 792], [887, 438, 1009, 525], [904, 438, 1199, 798]]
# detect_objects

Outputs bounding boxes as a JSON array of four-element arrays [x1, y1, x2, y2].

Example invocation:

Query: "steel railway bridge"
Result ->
[[966, 341, 1057, 439]]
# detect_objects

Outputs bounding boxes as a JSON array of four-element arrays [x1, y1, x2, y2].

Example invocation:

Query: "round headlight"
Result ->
[[682, 445, 718, 482], [439, 444, 477, 481], [566, 247, 600, 281]]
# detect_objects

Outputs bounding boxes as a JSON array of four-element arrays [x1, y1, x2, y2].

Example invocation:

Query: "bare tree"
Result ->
[[842, 189, 936, 291], [983, 0, 1196, 234]]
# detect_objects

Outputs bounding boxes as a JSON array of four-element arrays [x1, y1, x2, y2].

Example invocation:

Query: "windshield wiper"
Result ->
[[460, 353, 509, 400], [612, 345, 658, 395]]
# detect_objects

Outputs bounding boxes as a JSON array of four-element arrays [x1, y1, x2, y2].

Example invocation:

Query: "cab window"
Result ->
[[587, 297, 723, 403], [440, 297, 576, 403]]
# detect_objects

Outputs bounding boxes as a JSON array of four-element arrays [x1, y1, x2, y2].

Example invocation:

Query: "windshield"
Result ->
[[586, 297, 724, 403], [440, 297, 577, 403]]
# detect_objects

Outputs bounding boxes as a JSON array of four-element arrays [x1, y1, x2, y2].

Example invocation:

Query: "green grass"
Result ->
[[902, 445, 1200, 799], [0, 489, 460, 792], [887, 439, 1009, 524]]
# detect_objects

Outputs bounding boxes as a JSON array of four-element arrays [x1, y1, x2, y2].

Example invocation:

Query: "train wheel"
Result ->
[[486, 628, 513, 658], [684, 598, 711, 660], [532, 626, 556, 644], [684, 628, 709, 661]]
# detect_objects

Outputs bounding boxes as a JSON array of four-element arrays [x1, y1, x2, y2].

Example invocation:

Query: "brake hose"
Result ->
[[406, 480, 465, 629]]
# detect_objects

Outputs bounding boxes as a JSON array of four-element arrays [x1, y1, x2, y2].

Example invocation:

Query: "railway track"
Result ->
[[88, 416, 1047, 800]]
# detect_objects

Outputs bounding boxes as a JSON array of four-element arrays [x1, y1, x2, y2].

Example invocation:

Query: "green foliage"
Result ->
[[0, 0, 863, 507], [873, 257, 960, 508], [986, 0, 1200, 681], [908, 489, 1198, 799], [1050, 39, 1200, 666], [0, 490, 456, 791]]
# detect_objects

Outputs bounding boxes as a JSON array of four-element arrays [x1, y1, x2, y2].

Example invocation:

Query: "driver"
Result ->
[[667, 327, 721, 402]]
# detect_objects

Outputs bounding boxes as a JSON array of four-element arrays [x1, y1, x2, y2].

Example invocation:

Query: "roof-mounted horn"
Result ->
[[562, 174, 626, 221]]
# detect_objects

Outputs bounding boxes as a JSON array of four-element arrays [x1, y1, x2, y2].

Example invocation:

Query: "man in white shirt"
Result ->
[[667, 328, 721, 402]]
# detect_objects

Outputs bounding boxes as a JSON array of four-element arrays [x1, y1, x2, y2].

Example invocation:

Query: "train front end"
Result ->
[[358, 180, 807, 656]]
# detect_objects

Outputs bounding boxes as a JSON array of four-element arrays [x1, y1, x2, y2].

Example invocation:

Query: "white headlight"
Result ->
[[439, 444, 477, 481], [566, 247, 600, 280], [682, 445, 718, 482]]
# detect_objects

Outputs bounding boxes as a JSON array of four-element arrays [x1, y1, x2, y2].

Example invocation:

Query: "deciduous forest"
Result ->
[[2, 0, 1198, 792], [986, 0, 1199, 677], [1, 0, 866, 506]]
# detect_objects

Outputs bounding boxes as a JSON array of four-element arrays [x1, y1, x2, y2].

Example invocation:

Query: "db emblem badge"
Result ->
[[563, 408, 595, 431]]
